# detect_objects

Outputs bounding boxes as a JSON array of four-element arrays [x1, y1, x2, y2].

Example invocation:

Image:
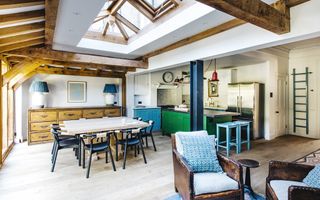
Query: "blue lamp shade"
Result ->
[[103, 84, 117, 93], [29, 81, 49, 93]]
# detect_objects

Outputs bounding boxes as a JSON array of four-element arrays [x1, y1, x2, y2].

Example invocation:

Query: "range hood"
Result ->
[[156, 83, 179, 89]]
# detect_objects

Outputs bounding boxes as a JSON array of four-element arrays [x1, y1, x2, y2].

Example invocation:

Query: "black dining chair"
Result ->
[[141, 120, 156, 151], [80, 132, 116, 178], [114, 129, 147, 169], [51, 128, 80, 172], [51, 124, 77, 158]]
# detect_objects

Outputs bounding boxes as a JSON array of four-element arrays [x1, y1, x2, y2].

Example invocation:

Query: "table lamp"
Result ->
[[30, 81, 49, 108], [103, 84, 117, 106]]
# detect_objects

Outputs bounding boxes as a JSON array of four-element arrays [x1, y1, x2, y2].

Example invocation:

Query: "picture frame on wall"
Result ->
[[67, 81, 87, 103], [208, 80, 219, 97]]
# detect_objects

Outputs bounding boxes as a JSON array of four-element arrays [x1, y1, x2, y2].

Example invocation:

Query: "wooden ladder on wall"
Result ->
[[292, 67, 312, 135]]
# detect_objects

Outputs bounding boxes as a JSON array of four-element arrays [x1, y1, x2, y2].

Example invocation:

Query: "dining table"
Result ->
[[62, 117, 149, 135], [61, 117, 150, 164]]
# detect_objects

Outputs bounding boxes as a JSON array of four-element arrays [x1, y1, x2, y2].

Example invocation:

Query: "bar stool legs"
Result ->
[[216, 122, 239, 157]]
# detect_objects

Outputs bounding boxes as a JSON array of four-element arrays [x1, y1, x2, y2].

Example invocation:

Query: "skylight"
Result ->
[[144, 0, 168, 9], [86, 0, 179, 44]]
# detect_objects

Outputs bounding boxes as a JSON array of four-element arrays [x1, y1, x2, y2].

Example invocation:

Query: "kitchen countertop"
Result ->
[[163, 108, 240, 118], [133, 106, 160, 109]]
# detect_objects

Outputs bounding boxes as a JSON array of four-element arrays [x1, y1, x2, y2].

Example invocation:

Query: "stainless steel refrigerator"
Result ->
[[227, 82, 264, 139]]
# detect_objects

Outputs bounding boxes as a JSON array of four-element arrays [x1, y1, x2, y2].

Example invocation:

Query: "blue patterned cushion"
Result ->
[[177, 134, 223, 173], [303, 164, 320, 188]]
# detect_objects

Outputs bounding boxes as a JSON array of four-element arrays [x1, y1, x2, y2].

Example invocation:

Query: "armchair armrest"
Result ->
[[289, 185, 320, 200], [172, 149, 194, 199], [267, 160, 314, 183], [217, 153, 243, 185]]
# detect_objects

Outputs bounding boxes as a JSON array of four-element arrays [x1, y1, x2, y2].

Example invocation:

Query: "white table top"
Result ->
[[62, 117, 149, 135]]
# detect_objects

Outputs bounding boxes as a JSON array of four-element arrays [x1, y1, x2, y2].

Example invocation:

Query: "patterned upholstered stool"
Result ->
[[235, 121, 251, 153], [216, 122, 240, 157]]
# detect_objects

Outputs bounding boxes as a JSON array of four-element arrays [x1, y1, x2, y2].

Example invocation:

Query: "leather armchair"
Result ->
[[266, 160, 320, 200], [172, 135, 244, 200]]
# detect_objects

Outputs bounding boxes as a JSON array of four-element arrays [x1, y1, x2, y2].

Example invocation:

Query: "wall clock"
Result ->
[[162, 71, 174, 83]]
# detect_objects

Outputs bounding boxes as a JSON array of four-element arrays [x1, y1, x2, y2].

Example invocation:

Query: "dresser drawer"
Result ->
[[30, 111, 57, 122], [59, 110, 82, 121], [30, 132, 53, 142], [30, 121, 55, 131], [104, 108, 121, 117], [83, 109, 104, 119]]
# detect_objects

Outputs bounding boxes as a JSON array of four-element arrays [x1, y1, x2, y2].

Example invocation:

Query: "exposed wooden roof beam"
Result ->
[[0, 22, 45, 39], [115, 20, 129, 40], [0, 38, 44, 53], [0, 0, 44, 10], [110, 0, 127, 15], [196, 0, 290, 34], [6, 48, 148, 68], [128, 0, 154, 21], [45, 0, 60, 45], [85, 31, 127, 45], [0, 31, 44, 47], [0, 9, 44, 26], [12, 71, 36, 90], [102, 22, 110, 36], [286, 0, 310, 7], [115, 13, 139, 33], [36, 66, 125, 79], [143, 19, 246, 59], [2, 59, 42, 86]]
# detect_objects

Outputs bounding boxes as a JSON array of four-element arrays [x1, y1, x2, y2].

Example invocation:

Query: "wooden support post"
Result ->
[[190, 60, 203, 131], [121, 76, 127, 116], [0, 60, 3, 167]]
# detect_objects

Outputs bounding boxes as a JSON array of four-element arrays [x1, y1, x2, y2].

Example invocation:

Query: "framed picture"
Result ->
[[208, 80, 219, 97], [67, 81, 87, 103]]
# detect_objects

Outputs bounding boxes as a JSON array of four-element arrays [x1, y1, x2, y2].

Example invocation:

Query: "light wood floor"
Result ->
[[0, 134, 319, 200]]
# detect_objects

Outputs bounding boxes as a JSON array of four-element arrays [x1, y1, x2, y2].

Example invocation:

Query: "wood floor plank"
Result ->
[[0, 134, 319, 200]]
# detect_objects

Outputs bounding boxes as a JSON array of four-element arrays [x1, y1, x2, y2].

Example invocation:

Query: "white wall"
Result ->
[[288, 46, 320, 139], [15, 74, 122, 140]]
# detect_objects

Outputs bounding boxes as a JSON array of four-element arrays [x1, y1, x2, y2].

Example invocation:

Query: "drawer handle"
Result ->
[[66, 113, 75, 116], [90, 112, 97, 115], [40, 125, 48, 128], [40, 115, 48, 118], [40, 135, 49, 139]]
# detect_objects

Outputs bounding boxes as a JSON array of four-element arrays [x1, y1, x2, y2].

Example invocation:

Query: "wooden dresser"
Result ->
[[28, 106, 122, 145]]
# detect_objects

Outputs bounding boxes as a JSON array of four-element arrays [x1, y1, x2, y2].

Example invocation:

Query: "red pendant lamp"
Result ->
[[211, 59, 219, 81]]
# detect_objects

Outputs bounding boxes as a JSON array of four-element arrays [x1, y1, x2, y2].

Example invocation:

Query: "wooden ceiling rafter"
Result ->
[[0, 38, 44, 53], [0, 22, 45, 39], [5, 47, 147, 68], [0, 30, 45, 47], [115, 19, 129, 40], [45, 0, 59, 45], [0, 0, 44, 10], [0, 9, 45, 26]]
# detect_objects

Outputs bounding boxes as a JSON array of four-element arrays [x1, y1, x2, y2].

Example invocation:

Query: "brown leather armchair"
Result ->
[[172, 135, 244, 200], [266, 160, 320, 200]]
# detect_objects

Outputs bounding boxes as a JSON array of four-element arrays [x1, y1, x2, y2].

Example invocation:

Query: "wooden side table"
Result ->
[[238, 159, 260, 196]]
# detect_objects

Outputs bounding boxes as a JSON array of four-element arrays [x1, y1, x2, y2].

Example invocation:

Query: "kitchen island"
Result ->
[[162, 108, 239, 136]]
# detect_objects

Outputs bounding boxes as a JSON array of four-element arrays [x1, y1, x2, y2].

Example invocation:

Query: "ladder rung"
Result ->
[[295, 88, 306, 90], [295, 80, 306, 83], [295, 103, 307, 105], [296, 125, 307, 128], [292, 72, 308, 75], [296, 118, 307, 120], [295, 110, 307, 113], [295, 96, 307, 97]]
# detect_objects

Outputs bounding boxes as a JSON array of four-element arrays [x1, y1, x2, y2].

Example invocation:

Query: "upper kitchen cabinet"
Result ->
[[134, 74, 149, 95]]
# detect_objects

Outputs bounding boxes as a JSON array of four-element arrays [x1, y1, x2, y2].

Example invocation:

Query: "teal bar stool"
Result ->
[[235, 121, 251, 152], [216, 122, 240, 157]]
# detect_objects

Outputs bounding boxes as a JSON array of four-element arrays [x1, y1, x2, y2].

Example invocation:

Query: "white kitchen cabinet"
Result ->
[[134, 74, 149, 95]]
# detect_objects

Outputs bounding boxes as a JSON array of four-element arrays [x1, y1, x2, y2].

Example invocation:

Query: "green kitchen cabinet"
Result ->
[[162, 110, 232, 137]]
